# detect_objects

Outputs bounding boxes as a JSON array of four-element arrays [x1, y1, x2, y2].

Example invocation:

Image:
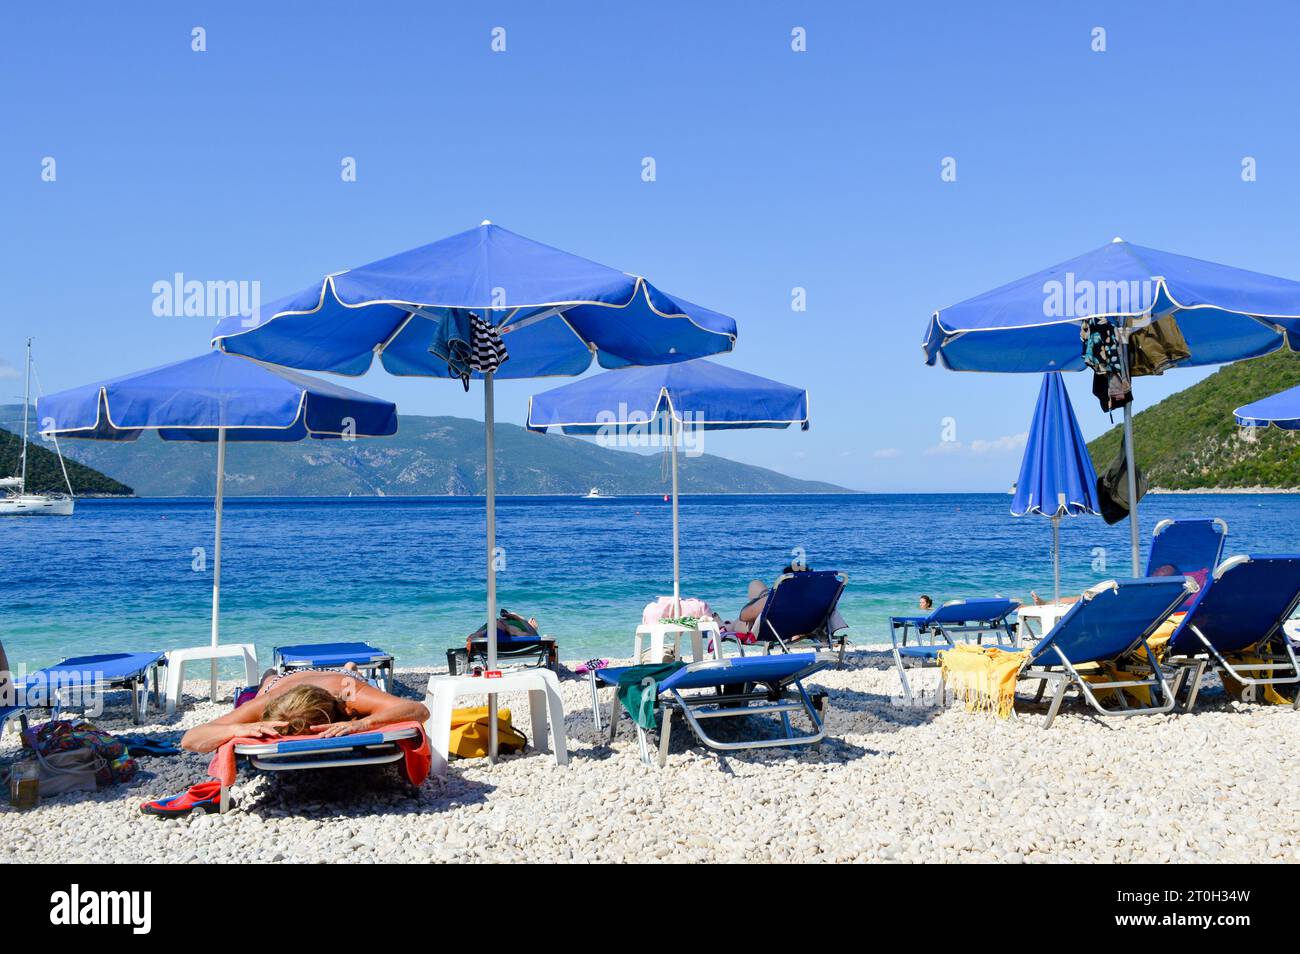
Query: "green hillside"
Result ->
[[0, 425, 134, 496], [0, 406, 847, 497], [1087, 350, 1300, 489]]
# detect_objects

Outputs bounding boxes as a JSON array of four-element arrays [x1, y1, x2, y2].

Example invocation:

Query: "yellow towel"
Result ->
[[938, 644, 1030, 718], [1219, 655, 1294, 705]]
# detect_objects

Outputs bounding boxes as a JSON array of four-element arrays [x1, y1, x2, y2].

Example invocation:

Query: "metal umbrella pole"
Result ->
[[669, 410, 681, 615], [483, 371, 499, 762], [210, 427, 227, 702], [1117, 327, 1141, 577], [1051, 512, 1061, 606]]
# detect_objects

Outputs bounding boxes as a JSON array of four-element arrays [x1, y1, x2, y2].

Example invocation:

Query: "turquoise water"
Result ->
[[3, 494, 1298, 672]]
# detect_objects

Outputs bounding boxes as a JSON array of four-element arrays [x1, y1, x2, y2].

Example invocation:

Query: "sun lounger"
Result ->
[[592, 652, 831, 766], [1164, 555, 1300, 710], [1017, 576, 1198, 728], [20, 652, 166, 725], [729, 570, 850, 665], [274, 641, 394, 693], [1147, 518, 1227, 604], [890, 598, 1019, 705], [213, 723, 429, 812]]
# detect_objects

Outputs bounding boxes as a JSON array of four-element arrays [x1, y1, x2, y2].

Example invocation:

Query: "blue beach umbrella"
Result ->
[[1235, 385, 1300, 430], [212, 221, 738, 760], [38, 350, 397, 700], [924, 238, 1300, 574], [527, 359, 808, 609], [1010, 373, 1100, 604]]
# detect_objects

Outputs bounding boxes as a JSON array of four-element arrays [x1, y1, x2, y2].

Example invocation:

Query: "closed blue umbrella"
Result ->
[[924, 238, 1300, 574], [38, 350, 397, 700], [1235, 386, 1300, 430], [527, 359, 808, 609], [1011, 373, 1100, 604], [212, 221, 738, 760]]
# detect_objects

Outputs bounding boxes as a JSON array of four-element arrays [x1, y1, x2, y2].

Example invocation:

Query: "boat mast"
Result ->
[[19, 337, 31, 493]]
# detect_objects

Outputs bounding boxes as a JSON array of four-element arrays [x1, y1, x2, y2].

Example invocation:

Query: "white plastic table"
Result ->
[[1014, 603, 1071, 644], [634, 618, 723, 664], [423, 668, 568, 778], [164, 643, 259, 714]]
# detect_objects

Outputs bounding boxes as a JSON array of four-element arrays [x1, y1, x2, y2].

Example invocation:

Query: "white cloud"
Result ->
[[872, 447, 902, 460], [923, 432, 1028, 457]]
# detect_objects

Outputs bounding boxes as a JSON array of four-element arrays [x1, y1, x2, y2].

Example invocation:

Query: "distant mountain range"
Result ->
[[1087, 350, 1300, 489], [0, 406, 847, 497]]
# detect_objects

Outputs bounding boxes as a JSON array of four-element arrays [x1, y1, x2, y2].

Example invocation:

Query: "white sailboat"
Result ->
[[583, 486, 609, 499], [1, 339, 75, 516]]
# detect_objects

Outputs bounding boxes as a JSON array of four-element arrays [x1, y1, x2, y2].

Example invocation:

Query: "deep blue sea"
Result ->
[[3, 493, 1298, 673]]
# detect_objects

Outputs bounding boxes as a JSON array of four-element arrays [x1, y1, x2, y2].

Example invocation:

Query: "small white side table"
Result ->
[[1014, 603, 1071, 644], [423, 668, 569, 778], [164, 644, 260, 715], [634, 618, 722, 664]]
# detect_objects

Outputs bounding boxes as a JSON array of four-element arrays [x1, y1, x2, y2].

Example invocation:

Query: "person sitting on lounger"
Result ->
[[180, 665, 428, 754], [722, 564, 815, 633]]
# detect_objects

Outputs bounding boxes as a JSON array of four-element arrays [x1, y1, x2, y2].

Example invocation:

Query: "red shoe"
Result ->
[[140, 780, 224, 817]]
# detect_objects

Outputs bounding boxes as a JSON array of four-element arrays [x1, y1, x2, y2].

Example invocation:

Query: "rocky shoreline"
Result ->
[[3, 653, 1298, 863]]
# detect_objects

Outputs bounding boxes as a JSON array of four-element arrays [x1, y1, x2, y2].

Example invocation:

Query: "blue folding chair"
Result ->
[[890, 598, 1019, 705], [274, 642, 394, 693], [1148, 519, 1227, 607], [734, 570, 850, 665], [1165, 555, 1300, 710], [20, 652, 166, 725], [223, 726, 423, 812], [593, 653, 831, 766], [1019, 577, 1198, 728]]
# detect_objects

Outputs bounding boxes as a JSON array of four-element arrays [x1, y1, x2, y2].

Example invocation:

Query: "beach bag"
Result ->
[[15, 747, 102, 798], [448, 706, 528, 758], [468, 610, 539, 648], [22, 720, 138, 786]]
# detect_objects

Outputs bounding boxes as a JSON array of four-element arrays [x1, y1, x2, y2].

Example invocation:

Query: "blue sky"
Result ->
[[3, 0, 1299, 491]]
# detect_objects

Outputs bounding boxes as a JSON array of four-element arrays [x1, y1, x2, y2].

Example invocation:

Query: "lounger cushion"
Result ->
[[276, 642, 391, 666], [1029, 577, 1190, 666], [32, 652, 165, 686], [596, 653, 826, 692], [1167, 556, 1300, 657]]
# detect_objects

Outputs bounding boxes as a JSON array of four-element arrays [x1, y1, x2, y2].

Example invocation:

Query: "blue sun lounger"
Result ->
[[274, 642, 394, 693], [729, 570, 850, 664], [890, 598, 1019, 705], [1147, 518, 1228, 578], [1018, 576, 1198, 728], [1164, 555, 1300, 710], [593, 652, 832, 766], [19, 652, 166, 725], [222, 725, 423, 812]]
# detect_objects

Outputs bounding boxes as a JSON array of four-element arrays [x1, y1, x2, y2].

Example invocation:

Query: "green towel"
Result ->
[[615, 662, 686, 730]]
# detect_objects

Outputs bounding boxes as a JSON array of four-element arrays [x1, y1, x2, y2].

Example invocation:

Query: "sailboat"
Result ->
[[1, 339, 75, 516]]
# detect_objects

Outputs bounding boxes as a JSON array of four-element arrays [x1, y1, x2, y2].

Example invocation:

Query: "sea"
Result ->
[[3, 493, 1297, 673]]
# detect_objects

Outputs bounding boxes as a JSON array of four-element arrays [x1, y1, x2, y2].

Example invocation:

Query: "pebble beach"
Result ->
[[4, 651, 1297, 864]]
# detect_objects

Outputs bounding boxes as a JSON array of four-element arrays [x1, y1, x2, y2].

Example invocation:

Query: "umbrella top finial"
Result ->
[[481, 219, 493, 226], [1111, 236, 1124, 243]]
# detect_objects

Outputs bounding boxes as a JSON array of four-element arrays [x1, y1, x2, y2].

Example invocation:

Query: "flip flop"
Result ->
[[139, 781, 224, 817]]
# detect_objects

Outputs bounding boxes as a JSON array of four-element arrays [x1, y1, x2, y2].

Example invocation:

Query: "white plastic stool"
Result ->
[[423, 668, 569, 778], [164, 644, 259, 715], [634, 618, 722, 664]]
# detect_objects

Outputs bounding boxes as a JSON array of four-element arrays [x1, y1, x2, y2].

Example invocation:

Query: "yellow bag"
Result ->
[[448, 706, 528, 758]]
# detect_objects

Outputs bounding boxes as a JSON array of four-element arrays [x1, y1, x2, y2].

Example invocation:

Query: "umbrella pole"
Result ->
[[484, 372, 498, 763], [1118, 335, 1141, 577], [670, 412, 681, 615], [210, 427, 226, 703], [1051, 513, 1061, 606]]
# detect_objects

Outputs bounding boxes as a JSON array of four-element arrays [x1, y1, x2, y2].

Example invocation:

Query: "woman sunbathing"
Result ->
[[180, 666, 429, 754]]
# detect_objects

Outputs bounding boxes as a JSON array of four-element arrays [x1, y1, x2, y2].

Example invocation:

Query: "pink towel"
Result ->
[[642, 596, 713, 625]]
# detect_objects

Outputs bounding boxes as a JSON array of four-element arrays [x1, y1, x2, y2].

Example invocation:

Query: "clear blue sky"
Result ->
[[4, 1, 1298, 491]]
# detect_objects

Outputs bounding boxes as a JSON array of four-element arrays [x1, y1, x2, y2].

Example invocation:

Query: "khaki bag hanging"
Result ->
[[448, 706, 528, 758]]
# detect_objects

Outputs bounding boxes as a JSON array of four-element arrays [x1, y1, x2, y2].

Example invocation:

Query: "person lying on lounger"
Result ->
[[1029, 563, 1204, 607], [180, 664, 429, 754]]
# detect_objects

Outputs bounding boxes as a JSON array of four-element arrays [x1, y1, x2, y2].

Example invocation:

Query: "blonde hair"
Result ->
[[263, 684, 346, 736]]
